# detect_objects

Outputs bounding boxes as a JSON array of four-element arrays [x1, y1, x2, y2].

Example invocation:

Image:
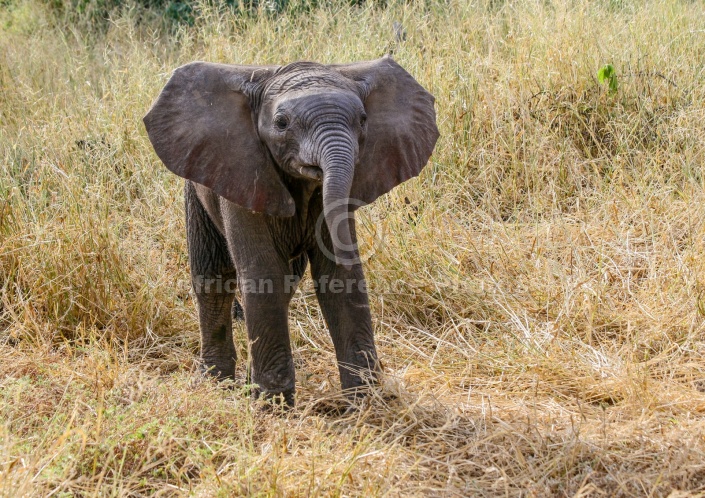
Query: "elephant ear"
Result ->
[[143, 62, 295, 217], [331, 57, 439, 206]]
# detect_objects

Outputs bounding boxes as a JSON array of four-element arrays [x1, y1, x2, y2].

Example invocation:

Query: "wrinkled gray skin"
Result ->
[[143, 57, 438, 406]]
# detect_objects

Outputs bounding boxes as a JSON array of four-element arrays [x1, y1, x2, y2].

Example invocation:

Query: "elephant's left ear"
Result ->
[[331, 57, 440, 206]]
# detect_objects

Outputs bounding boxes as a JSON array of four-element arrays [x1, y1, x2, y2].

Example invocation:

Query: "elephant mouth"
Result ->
[[290, 163, 323, 182]]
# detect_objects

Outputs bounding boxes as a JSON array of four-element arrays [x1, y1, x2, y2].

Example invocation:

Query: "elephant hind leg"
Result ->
[[291, 252, 309, 283], [185, 181, 238, 380], [232, 300, 244, 321]]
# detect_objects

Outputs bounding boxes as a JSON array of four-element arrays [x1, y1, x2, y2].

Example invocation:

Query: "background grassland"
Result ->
[[2, 0, 705, 495]]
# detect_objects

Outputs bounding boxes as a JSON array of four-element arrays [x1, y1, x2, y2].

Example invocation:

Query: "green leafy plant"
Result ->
[[597, 63, 618, 93]]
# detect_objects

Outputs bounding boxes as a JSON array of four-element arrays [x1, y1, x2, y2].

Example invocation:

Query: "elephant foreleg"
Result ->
[[222, 208, 299, 406], [308, 223, 379, 398], [240, 281, 296, 405]]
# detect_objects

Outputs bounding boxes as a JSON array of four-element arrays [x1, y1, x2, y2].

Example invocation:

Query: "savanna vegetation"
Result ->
[[2, 0, 705, 495]]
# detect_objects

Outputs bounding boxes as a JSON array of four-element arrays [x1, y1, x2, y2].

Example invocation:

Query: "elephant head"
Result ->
[[143, 57, 439, 267]]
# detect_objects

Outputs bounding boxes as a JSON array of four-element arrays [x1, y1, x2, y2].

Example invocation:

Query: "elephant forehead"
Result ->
[[265, 63, 358, 95], [279, 91, 363, 116]]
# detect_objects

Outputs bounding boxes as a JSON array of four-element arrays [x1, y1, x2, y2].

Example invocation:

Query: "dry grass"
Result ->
[[2, 0, 705, 495]]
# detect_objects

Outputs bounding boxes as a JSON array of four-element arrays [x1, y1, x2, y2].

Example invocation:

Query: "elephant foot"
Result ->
[[252, 386, 295, 409], [339, 354, 380, 399], [199, 358, 236, 382], [249, 357, 296, 408], [341, 381, 378, 407]]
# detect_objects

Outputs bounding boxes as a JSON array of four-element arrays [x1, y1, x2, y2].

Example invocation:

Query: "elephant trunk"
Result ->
[[319, 146, 357, 270]]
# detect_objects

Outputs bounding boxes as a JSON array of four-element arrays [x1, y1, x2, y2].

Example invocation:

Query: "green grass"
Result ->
[[2, 0, 705, 495]]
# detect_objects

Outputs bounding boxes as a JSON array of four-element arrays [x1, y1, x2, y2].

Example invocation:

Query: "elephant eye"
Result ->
[[359, 113, 367, 127], [274, 114, 289, 131]]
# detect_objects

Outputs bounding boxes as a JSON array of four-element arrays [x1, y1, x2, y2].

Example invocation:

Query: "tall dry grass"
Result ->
[[2, 0, 705, 495]]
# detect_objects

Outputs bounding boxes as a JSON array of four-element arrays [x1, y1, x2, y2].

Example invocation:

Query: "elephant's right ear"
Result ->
[[143, 62, 295, 217]]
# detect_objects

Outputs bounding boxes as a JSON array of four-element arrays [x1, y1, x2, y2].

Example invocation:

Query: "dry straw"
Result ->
[[2, 0, 705, 495]]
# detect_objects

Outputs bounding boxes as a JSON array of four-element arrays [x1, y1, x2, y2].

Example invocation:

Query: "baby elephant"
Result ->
[[143, 56, 439, 406]]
